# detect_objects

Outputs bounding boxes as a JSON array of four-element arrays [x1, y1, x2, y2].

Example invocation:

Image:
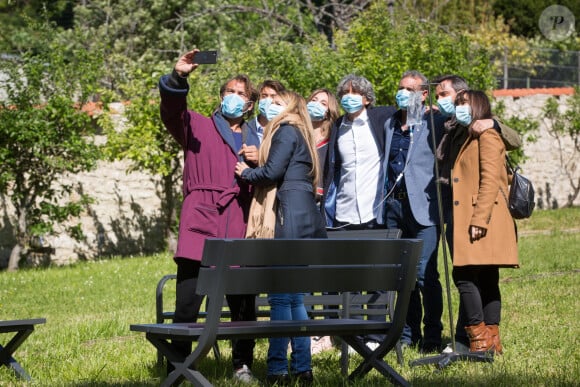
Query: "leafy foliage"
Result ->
[[493, 0, 580, 39], [0, 19, 103, 269], [334, 3, 494, 104]]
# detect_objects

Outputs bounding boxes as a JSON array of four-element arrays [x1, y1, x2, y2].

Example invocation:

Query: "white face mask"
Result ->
[[258, 98, 272, 117], [437, 96, 455, 116], [307, 101, 327, 121], [266, 103, 285, 122], [455, 105, 472, 126], [221, 94, 247, 118], [340, 94, 364, 114]]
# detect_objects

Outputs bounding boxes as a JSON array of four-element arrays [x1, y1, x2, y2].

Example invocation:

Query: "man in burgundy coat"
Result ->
[[160, 49, 260, 383]]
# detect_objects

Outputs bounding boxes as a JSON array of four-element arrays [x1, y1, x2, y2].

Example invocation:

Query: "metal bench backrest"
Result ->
[[197, 238, 421, 335]]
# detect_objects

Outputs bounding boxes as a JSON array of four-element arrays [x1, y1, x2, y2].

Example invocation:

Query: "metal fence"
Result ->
[[493, 47, 580, 89]]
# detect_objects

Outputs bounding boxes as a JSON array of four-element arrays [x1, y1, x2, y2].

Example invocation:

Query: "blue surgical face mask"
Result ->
[[307, 101, 328, 121], [395, 89, 411, 110], [437, 96, 455, 116], [266, 103, 285, 122], [221, 94, 247, 119], [340, 94, 364, 114], [455, 105, 472, 126], [258, 98, 272, 117]]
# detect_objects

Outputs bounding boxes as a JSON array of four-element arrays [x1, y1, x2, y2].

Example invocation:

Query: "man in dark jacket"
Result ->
[[321, 74, 396, 229]]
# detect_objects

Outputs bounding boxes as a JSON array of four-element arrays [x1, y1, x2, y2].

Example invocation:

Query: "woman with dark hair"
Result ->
[[447, 90, 518, 354]]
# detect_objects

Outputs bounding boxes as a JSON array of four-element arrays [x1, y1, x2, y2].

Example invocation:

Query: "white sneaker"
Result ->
[[311, 336, 334, 355], [366, 341, 380, 351], [233, 364, 256, 383], [441, 342, 470, 354]]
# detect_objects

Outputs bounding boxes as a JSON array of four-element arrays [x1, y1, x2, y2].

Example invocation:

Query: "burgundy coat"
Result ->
[[159, 75, 254, 261]]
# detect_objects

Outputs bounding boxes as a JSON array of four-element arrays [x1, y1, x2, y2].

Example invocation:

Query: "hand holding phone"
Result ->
[[193, 50, 218, 64]]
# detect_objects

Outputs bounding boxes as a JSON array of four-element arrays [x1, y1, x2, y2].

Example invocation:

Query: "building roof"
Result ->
[[492, 87, 575, 98]]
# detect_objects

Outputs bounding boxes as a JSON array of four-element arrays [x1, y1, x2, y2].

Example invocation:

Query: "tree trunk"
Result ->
[[7, 203, 28, 271], [7, 243, 22, 271]]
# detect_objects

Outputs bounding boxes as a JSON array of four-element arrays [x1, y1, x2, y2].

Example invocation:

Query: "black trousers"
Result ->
[[452, 265, 501, 327], [171, 258, 256, 372], [333, 220, 387, 343]]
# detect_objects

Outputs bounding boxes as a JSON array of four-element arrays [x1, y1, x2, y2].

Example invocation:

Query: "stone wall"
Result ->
[[495, 92, 578, 209], [1, 93, 578, 267]]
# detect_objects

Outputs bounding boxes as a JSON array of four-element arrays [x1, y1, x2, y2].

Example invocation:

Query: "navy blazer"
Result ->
[[242, 117, 262, 148], [382, 108, 447, 227], [242, 124, 326, 238], [321, 105, 397, 227]]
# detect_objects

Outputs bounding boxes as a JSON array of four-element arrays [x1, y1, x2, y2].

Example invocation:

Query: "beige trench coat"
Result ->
[[451, 130, 518, 267]]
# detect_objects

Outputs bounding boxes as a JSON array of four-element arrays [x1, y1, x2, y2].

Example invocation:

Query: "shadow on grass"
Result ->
[[410, 374, 580, 387]]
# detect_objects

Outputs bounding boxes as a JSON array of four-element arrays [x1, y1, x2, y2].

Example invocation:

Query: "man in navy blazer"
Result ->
[[382, 70, 447, 353], [321, 74, 396, 229], [320, 74, 396, 348]]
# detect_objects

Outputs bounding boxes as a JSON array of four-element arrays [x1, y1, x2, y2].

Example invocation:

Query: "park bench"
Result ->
[[131, 237, 420, 386], [155, 276, 402, 371], [0, 318, 46, 381], [154, 229, 404, 370]]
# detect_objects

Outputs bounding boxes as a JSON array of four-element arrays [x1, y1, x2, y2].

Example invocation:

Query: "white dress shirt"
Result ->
[[335, 109, 383, 224], [255, 117, 264, 144]]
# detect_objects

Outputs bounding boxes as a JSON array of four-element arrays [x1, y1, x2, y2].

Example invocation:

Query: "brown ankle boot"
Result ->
[[487, 325, 503, 354], [465, 322, 494, 353]]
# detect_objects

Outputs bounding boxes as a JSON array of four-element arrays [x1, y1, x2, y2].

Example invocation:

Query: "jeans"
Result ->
[[385, 197, 443, 348], [267, 293, 311, 375]]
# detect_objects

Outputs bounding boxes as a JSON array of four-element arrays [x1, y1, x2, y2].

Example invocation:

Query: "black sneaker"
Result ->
[[266, 373, 290, 386], [420, 342, 441, 354], [293, 370, 314, 386]]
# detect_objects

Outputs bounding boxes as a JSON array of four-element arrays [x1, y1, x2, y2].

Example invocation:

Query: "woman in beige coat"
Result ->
[[448, 90, 518, 354]]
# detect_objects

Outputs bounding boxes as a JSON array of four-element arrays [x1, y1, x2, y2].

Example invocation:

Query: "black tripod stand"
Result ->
[[408, 81, 494, 369]]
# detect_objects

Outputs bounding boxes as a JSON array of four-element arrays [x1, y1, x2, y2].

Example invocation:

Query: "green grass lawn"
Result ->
[[0, 208, 579, 386]]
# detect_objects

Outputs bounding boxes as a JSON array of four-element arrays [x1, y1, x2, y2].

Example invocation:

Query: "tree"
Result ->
[[542, 90, 580, 207], [493, 0, 580, 39], [0, 20, 103, 270], [0, 0, 74, 52], [101, 66, 182, 252], [333, 2, 495, 105]]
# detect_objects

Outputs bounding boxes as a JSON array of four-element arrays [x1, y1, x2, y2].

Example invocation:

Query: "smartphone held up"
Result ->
[[193, 50, 218, 64]]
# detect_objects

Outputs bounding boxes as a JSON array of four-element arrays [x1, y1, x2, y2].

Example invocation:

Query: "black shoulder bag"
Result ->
[[502, 155, 535, 219]]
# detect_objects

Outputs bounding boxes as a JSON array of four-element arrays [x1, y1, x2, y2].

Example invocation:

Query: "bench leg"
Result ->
[[0, 350, 32, 381], [341, 335, 410, 387], [157, 341, 221, 368], [0, 329, 34, 381], [146, 334, 215, 387]]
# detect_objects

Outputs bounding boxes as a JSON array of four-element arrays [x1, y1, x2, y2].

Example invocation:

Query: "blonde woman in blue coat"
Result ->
[[235, 90, 326, 385]]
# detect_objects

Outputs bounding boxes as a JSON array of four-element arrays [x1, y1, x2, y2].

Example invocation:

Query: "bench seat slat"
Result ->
[[132, 319, 391, 339]]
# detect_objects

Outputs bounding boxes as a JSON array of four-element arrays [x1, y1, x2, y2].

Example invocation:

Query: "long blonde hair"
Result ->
[[259, 90, 320, 193]]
